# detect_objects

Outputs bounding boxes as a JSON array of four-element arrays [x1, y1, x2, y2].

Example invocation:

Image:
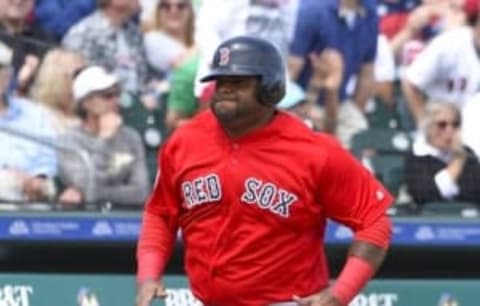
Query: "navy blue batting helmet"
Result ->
[[200, 36, 286, 105]]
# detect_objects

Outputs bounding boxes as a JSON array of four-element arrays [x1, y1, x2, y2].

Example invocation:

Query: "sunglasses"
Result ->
[[159, 1, 189, 11], [98, 89, 120, 100], [434, 120, 461, 130]]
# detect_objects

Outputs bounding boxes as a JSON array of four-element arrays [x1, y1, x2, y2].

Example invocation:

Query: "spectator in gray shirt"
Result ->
[[57, 65, 149, 208]]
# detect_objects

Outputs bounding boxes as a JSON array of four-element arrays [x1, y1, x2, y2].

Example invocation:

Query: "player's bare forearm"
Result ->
[[353, 63, 375, 111], [293, 240, 388, 306], [348, 240, 388, 271]]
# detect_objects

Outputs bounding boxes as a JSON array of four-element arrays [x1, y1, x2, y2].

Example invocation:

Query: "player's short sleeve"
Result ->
[[405, 34, 445, 91], [316, 135, 393, 231]]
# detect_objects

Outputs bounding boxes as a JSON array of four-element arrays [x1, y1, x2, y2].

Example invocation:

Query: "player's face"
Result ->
[[427, 108, 461, 151], [211, 76, 262, 122]]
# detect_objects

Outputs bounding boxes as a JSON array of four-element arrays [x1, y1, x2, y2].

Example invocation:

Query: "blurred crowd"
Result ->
[[0, 0, 479, 214]]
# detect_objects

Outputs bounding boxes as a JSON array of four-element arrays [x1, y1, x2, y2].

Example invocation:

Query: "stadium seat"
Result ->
[[386, 201, 419, 216], [365, 98, 399, 129], [351, 127, 411, 157], [351, 128, 411, 196], [120, 92, 167, 184], [369, 154, 405, 197]]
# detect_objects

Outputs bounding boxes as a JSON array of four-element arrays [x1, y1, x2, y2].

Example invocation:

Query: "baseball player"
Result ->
[[136, 36, 393, 306]]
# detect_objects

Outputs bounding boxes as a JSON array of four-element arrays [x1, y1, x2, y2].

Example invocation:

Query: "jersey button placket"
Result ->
[[231, 143, 239, 165]]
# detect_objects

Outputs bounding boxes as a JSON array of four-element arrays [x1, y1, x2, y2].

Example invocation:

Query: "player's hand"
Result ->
[[136, 279, 168, 306], [293, 288, 342, 306]]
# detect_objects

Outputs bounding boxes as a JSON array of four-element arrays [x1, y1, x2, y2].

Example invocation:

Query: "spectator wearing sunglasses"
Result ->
[[405, 102, 480, 206], [55, 65, 149, 208], [143, 0, 199, 130]]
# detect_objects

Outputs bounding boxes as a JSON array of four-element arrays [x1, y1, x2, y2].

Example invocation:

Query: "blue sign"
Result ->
[[325, 220, 480, 246], [0, 216, 140, 241], [0, 214, 480, 246]]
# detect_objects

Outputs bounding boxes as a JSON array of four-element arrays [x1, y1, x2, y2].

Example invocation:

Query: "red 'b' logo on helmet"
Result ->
[[218, 47, 230, 66]]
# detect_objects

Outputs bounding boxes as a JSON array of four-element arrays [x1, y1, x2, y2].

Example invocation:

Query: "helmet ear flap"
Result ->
[[257, 80, 286, 105], [268, 81, 286, 105], [256, 82, 270, 105]]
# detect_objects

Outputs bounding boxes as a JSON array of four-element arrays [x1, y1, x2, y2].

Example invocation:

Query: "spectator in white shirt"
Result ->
[[401, 2, 480, 128]]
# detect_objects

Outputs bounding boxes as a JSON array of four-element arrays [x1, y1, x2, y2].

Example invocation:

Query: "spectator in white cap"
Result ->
[[56, 65, 149, 208], [0, 42, 57, 203], [73, 65, 121, 115]]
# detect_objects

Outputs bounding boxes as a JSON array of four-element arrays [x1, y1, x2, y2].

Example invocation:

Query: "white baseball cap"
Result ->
[[73, 65, 119, 102], [278, 81, 306, 110]]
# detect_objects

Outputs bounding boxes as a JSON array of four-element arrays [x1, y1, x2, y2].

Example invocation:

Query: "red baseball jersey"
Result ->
[[138, 110, 393, 306]]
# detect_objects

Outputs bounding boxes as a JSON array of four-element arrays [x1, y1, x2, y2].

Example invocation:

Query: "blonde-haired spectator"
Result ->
[[30, 49, 85, 134], [144, 0, 200, 130], [144, 0, 196, 74], [405, 102, 480, 206], [0, 42, 57, 203]]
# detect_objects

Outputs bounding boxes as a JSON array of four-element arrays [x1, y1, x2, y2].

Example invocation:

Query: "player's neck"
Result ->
[[221, 109, 275, 139]]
